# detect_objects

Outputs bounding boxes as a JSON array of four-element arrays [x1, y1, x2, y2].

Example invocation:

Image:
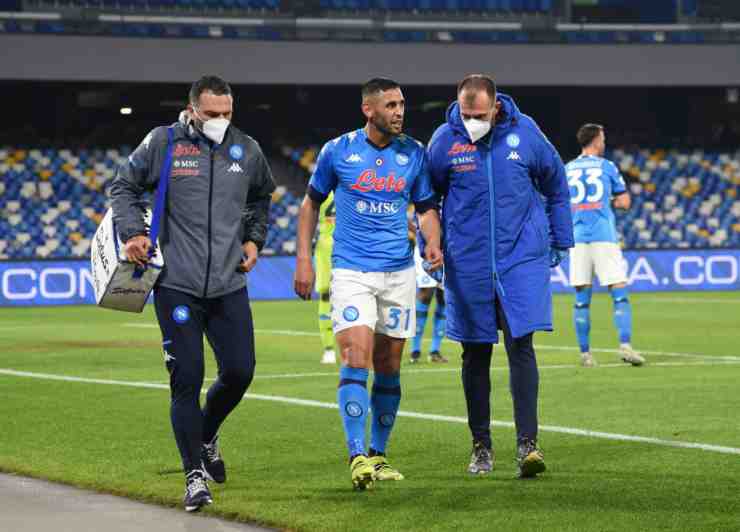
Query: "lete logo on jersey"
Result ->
[[350, 170, 406, 193]]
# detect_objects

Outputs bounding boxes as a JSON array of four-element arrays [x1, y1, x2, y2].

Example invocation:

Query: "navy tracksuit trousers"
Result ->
[[461, 298, 539, 449], [154, 286, 256, 473]]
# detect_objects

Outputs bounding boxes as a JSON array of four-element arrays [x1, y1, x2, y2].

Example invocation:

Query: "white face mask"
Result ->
[[463, 118, 491, 143], [194, 109, 230, 144], [201, 117, 230, 144]]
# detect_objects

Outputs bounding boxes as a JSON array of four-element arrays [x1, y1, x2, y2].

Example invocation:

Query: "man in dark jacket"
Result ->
[[110, 75, 275, 511], [427, 74, 574, 478]]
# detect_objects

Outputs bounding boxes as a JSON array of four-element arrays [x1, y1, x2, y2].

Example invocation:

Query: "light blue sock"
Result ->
[[411, 301, 429, 353], [337, 366, 369, 458], [574, 287, 592, 353], [611, 287, 632, 344], [370, 373, 401, 454], [430, 303, 445, 353]]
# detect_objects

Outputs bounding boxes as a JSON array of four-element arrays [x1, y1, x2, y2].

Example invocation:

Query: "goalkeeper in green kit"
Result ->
[[315, 192, 336, 364]]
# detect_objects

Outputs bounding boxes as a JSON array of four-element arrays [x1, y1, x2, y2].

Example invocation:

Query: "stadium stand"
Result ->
[[0, 145, 738, 260], [0, 146, 303, 259]]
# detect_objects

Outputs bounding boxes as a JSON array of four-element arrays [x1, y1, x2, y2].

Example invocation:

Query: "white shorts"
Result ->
[[331, 266, 416, 339], [414, 246, 442, 289], [569, 242, 628, 287]]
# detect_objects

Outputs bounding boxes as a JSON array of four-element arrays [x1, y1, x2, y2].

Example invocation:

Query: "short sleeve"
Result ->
[[607, 161, 627, 195], [411, 150, 435, 206], [308, 141, 338, 196]]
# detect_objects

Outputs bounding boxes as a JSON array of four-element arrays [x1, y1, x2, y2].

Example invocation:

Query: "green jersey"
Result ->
[[318, 191, 336, 238]]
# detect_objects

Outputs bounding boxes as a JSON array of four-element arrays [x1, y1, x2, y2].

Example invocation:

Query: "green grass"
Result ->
[[1, 292, 740, 531]]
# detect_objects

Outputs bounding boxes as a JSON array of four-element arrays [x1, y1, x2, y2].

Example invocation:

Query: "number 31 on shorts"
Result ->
[[386, 307, 411, 331]]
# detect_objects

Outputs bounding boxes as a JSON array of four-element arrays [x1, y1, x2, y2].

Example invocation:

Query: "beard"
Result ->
[[371, 114, 401, 137]]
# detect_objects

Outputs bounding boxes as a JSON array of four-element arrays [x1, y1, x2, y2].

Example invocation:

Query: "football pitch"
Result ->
[[1, 292, 739, 531]]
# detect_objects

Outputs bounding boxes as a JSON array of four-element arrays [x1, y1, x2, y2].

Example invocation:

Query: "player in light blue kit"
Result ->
[[565, 124, 645, 367], [294, 78, 443, 490]]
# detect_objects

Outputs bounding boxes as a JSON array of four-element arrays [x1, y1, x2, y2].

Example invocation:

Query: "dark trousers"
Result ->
[[154, 286, 256, 473], [461, 299, 539, 448]]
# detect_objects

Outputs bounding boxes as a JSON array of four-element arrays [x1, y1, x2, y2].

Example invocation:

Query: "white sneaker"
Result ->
[[320, 349, 336, 364], [580, 352, 597, 367], [619, 344, 645, 366]]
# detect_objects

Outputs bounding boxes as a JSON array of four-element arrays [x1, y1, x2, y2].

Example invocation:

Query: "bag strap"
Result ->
[[148, 126, 175, 255]]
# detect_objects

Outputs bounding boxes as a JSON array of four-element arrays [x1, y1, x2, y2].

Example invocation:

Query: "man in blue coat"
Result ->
[[427, 74, 574, 478]]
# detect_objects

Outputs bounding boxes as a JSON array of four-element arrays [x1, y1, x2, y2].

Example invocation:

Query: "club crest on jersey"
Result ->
[[351, 169, 406, 193], [395, 153, 409, 166], [376, 158, 383, 166], [229, 144, 244, 160], [506, 134, 521, 148]]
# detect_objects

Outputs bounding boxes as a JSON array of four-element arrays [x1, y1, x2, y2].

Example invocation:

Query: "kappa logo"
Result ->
[[507, 151, 521, 161], [228, 162, 243, 173], [345, 153, 363, 163]]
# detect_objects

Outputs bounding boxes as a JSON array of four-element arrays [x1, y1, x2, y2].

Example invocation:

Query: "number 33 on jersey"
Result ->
[[565, 155, 626, 244]]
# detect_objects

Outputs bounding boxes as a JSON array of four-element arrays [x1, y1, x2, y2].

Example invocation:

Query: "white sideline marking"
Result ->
[[640, 297, 740, 304], [1, 368, 740, 457], [231, 359, 740, 382], [122, 324, 740, 361]]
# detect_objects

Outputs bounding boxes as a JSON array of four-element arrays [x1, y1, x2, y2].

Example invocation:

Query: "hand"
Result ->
[[424, 244, 444, 271], [124, 235, 152, 267], [294, 256, 315, 300], [238, 241, 259, 273], [549, 247, 568, 268]]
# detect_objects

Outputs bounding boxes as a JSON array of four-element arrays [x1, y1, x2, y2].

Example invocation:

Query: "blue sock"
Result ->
[[370, 373, 401, 454], [337, 366, 369, 458], [430, 303, 445, 353], [574, 287, 592, 353], [611, 287, 632, 344], [411, 301, 429, 353]]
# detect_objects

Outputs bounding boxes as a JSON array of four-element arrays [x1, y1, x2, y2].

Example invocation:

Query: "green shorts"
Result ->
[[314, 235, 333, 294]]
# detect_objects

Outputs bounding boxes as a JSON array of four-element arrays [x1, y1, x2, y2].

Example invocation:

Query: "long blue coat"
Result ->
[[427, 94, 574, 342]]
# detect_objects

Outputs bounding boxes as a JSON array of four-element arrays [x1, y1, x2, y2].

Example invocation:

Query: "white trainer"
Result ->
[[619, 344, 645, 366], [580, 352, 597, 367], [320, 349, 337, 364]]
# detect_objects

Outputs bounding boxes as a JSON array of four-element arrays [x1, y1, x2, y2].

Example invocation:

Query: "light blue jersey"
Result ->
[[309, 128, 435, 272], [565, 154, 627, 243]]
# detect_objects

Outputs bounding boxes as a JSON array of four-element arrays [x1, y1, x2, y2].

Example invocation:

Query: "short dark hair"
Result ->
[[457, 74, 497, 103], [361, 78, 401, 100], [189, 75, 232, 106], [577, 123, 605, 148]]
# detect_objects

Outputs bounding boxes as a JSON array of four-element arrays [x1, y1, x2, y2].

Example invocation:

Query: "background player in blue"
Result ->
[[293, 78, 443, 490], [566, 123, 645, 367], [410, 214, 448, 364]]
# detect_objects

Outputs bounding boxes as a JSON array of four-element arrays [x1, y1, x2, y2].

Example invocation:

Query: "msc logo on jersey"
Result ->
[[350, 170, 406, 192], [506, 133, 521, 148], [355, 200, 401, 215], [395, 153, 409, 166]]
